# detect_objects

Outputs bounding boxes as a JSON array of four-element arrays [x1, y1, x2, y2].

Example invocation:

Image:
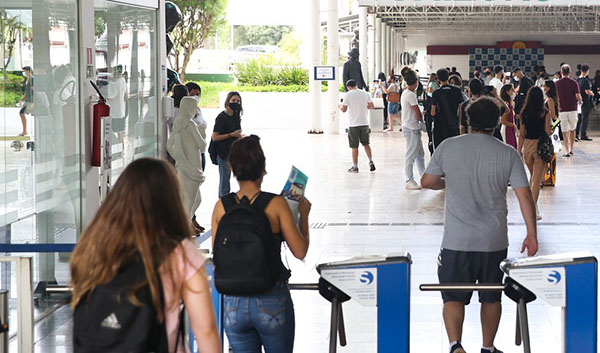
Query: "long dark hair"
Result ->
[[70, 158, 192, 320], [172, 84, 188, 108], [500, 83, 513, 104], [544, 79, 558, 102], [378, 72, 386, 82], [521, 86, 546, 122]]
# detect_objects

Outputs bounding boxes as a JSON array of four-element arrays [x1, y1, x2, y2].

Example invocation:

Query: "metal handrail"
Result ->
[[420, 283, 506, 292]]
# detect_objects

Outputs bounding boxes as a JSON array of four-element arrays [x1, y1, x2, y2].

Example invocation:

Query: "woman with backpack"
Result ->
[[210, 91, 243, 197], [517, 87, 552, 221], [211, 135, 311, 353], [70, 158, 221, 353]]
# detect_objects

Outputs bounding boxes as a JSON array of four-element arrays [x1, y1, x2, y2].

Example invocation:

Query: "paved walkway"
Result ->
[[29, 126, 600, 352]]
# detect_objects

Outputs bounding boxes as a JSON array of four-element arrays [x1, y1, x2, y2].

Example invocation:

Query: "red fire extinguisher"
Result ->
[[90, 81, 110, 167]]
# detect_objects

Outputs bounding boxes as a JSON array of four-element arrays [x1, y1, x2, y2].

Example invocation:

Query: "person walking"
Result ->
[[340, 79, 376, 172], [421, 97, 538, 353], [167, 97, 206, 234], [488, 65, 504, 95], [543, 79, 559, 122], [518, 87, 552, 220], [459, 78, 483, 135], [427, 73, 439, 97], [512, 67, 534, 129], [499, 84, 518, 149], [384, 75, 401, 132], [576, 64, 594, 141], [18, 66, 34, 136], [211, 91, 243, 197], [401, 68, 425, 190], [431, 68, 464, 148], [211, 135, 311, 353], [556, 64, 583, 157], [375, 72, 389, 129], [70, 158, 221, 353]]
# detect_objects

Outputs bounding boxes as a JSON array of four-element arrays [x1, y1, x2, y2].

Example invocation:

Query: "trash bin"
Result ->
[[369, 97, 385, 132]]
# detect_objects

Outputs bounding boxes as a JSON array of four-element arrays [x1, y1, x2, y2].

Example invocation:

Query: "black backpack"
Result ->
[[73, 261, 184, 353], [213, 192, 282, 295]]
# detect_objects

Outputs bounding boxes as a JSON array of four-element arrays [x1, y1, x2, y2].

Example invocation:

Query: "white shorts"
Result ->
[[559, 111, 578, 132]]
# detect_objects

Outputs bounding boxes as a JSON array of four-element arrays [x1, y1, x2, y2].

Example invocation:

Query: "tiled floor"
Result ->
[[27, 119, 600, 352]]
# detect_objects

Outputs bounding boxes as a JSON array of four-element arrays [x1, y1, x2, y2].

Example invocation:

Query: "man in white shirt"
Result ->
[[401, 68, 425, 189], [340, 79, 376, 172], [488, 65, 504, 95]]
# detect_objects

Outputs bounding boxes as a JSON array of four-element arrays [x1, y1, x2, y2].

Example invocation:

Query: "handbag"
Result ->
[[537, 131, 554, 163], [387, 84, 400, 103]]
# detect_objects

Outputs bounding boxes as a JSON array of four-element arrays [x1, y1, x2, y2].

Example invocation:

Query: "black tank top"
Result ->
[[524, 110, 547, 139]]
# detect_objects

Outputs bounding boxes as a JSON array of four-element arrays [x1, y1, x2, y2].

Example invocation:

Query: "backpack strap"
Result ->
[[221, 193, 239, 212], [252, 192, 276, 212]]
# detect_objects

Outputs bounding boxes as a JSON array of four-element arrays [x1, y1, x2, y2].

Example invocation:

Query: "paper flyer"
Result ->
[[281, 166, 308, 222]]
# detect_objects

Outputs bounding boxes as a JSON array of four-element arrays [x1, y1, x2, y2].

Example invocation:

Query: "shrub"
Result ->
[[234, 59, 308, 86], [0, 72, 24, 107]]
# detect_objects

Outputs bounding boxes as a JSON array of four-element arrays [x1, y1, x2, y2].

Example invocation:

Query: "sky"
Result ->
[[226, 0, 305, 26]]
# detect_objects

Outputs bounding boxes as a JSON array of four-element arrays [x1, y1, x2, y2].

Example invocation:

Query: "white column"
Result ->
[[387, 25, 392, 73], [390, 28, 395, 73], [359, 6, 368, 83], [368, 14, 376, 83], [308, 0, 322, 132], [381, 23, 387, 75], [327, 0, 339, 134], [375, 17, 381, 77]]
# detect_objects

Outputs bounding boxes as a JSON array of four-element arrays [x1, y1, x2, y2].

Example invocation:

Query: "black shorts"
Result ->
[[437, 248, 507, 305]]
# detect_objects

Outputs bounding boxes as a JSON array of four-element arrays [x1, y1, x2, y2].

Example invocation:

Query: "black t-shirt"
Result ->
[[213, 111, 241, 159], [515, 76, 534, 114], [431, 84, 464, 129], [577, 77, 592, 107]]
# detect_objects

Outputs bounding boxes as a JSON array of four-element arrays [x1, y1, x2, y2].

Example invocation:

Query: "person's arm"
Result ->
[[212, 130, 241, 142], [500, 103, 517, 130], [367, 102, 375, 110], [183, 267, 222, 353], [544, 111, 552, 136], [211, 200, 225, 247], [430, 105, 437, 117], [517, 120, 526, 155], [513, 187, 538, 256], [340, 104, 348, 113], [421, 174, 445, 190], [275, 197, 310, 260], [546, 99, 556, 120], [576, 92, 583, 105], [412, 105, 423, 122]]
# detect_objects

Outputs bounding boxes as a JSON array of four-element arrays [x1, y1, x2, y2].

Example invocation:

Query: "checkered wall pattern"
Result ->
[[469, 48, 544, 78]]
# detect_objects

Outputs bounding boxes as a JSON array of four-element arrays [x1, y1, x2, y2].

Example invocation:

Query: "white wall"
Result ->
[[429, 55, 470, 77]]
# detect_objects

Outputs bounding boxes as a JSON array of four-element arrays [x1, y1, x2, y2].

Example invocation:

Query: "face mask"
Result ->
[[191, 95, 200, 102], [513, 76, 520, 82], [229, 102, 241, 112]]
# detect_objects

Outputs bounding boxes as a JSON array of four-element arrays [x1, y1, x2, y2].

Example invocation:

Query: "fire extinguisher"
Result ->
[[90, 81, 110, 167]]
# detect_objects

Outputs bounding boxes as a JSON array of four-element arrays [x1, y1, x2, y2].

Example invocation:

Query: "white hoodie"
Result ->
[[167, 97, 206, 183]]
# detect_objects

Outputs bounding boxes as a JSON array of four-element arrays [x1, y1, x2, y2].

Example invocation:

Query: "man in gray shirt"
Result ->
[[421, 97, 538, 353]]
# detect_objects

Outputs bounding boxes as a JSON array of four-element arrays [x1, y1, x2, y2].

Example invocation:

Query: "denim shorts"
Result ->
[[388, 102, 400, 115], [224, 282, 295, 353]]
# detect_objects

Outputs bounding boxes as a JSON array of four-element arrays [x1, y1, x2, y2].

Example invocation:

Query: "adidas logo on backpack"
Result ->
[[100, 313, 121, 330]]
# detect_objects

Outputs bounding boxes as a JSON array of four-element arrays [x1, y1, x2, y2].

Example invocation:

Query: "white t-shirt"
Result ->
[[489, 77, 503, 95], [401, 89, 420, 131], [342, 89, 372, 127]]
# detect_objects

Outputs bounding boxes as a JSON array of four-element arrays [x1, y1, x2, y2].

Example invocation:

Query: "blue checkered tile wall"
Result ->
[[469, 48, 544, 78]]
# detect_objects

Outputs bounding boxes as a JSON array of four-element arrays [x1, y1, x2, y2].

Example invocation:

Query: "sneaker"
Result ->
[[450, 342, 466, 353], [536, 206, 542, 221], [582, 136, 593, 141], [575, 137, 580, 142], [405, 180, 422, 190], [569, 151, 574, 156], [348, 166, 359, 173], [562, 153, 571, 158], [369, 161, 376, 172], [481, 348, 503, 353]]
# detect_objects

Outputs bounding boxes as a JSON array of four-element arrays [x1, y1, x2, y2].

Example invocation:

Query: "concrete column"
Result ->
[[368, 14, 376, 83], [327, 0, 339, 134], [375, 17, 381, 77], [308, 0, 322, 133], [359, 7, 368, 83], [381, 23, 387, 75]]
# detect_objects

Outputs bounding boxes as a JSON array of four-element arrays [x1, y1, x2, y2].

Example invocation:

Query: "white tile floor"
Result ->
[[30, 125, 600, 352]]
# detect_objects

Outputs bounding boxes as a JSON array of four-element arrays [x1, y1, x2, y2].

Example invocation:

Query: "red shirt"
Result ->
[[556, 77, 580, 112]]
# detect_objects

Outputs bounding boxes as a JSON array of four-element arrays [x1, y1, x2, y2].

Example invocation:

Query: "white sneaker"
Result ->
[[536, 206, 542, 221], [405, 180, 421, 190]]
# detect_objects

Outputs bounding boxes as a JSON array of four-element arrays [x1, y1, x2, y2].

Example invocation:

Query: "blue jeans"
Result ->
[[224, 282, 295, 353], [217, 156, 231, 197]]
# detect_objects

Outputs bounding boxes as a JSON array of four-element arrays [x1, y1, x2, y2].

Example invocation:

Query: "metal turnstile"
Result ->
[[317, 254, 412, 353]]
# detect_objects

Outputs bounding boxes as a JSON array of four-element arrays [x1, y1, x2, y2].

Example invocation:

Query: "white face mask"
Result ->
[[511, 92, 517, 100], [513, 76, 520, 82]]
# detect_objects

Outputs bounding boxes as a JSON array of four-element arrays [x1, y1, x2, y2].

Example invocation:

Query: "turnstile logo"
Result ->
[[360, 271, 374, 285], [547, 270, 562, 284]]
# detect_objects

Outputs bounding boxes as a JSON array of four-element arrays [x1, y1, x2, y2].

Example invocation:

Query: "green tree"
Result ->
[[233, 25, 293, 47], [0, 10, 25, 70], [170, 0, 227, 81]]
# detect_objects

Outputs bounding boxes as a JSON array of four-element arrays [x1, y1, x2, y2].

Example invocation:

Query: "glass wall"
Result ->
[[0, 0, 81, 331], [94, 0, 158, 183]]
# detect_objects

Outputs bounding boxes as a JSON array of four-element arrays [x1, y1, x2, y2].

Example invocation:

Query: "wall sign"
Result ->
[[314, 66, 336, 81], [359, 0, 592, 6]]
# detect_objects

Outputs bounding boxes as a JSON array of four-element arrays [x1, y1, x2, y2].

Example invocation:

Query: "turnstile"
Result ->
[[501, 251, 598, 353], [317, 253, 412, 353]]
